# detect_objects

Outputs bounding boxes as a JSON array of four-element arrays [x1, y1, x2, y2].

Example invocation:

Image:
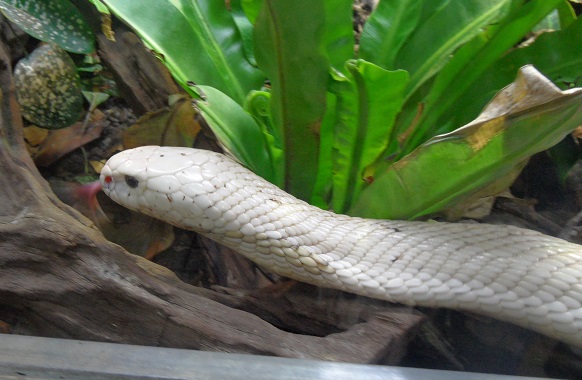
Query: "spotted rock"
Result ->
[[14, 43, 83, 129]]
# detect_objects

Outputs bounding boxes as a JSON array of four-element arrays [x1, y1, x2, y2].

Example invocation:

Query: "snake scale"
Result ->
[[100, 146, 582, 347]]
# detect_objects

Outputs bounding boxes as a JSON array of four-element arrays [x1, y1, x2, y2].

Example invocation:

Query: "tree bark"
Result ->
[[0, 34, 423, 364]]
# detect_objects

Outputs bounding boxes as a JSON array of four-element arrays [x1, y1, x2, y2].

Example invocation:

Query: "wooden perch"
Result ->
[[0, 33, 423, 364]]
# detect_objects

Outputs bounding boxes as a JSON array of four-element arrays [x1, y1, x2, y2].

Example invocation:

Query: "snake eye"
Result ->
[[125, 175, 139, 188]]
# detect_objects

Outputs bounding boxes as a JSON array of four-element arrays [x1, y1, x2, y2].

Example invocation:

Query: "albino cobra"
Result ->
[[100, 145, 582, 347]]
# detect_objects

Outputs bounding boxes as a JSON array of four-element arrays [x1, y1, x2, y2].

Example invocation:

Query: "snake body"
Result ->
[[100, 146, 582, 347]]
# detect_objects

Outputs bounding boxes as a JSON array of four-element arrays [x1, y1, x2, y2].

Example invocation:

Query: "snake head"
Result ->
[[100, 146, 156, 212], [99, 145, 240, 232]]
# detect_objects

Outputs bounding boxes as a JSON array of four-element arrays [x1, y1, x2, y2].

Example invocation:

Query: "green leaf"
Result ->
[[86, 0, 109, 14], [254, 0, 329, 200], [241, 0, 263, 24], [532, 8, 560, 32], [82, 91, 109, 111], [556, 1, 577, 29], [244, 89, 284, 185], [191, 85, 278, 185], [359, 0, 422, 70], [0, 0, 95, 53], [245, 90, 274, 138], [229, 0, 257, 67], [311, 91, 337, 209], [398, 0, 563, 157], [101, 0, 264, 104], [327, 60, 409, 213], [394, 0, 513, 100], [322, 0, 354, 73], [449, 16, 582, 128], [350, 66, 582, 219]]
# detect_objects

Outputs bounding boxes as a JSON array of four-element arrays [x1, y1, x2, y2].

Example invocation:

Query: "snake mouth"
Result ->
[[99, 167, 119, 199], [99, 173, 113, 193], [103, 175, 113, 184]]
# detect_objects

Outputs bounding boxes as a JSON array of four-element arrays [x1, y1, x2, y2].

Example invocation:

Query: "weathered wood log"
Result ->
[[0, 30, 424, 364], [97, 28, 182, 115]]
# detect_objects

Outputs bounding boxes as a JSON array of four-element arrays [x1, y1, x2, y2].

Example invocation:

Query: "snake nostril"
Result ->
[[125, 175, 139, 188]]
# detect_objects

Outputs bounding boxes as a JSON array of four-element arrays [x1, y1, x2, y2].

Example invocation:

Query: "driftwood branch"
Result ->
[[0, 31, 423, 364]]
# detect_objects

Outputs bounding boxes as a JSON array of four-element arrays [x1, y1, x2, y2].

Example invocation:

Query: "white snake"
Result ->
[[100, 145, 582, 347]]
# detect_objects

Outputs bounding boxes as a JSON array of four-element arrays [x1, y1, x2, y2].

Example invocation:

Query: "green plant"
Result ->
[[83, 1, 582, 218], [0, 0, 115, 130], [13, 43, 84, 129], [0, 0, 94, 53]]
